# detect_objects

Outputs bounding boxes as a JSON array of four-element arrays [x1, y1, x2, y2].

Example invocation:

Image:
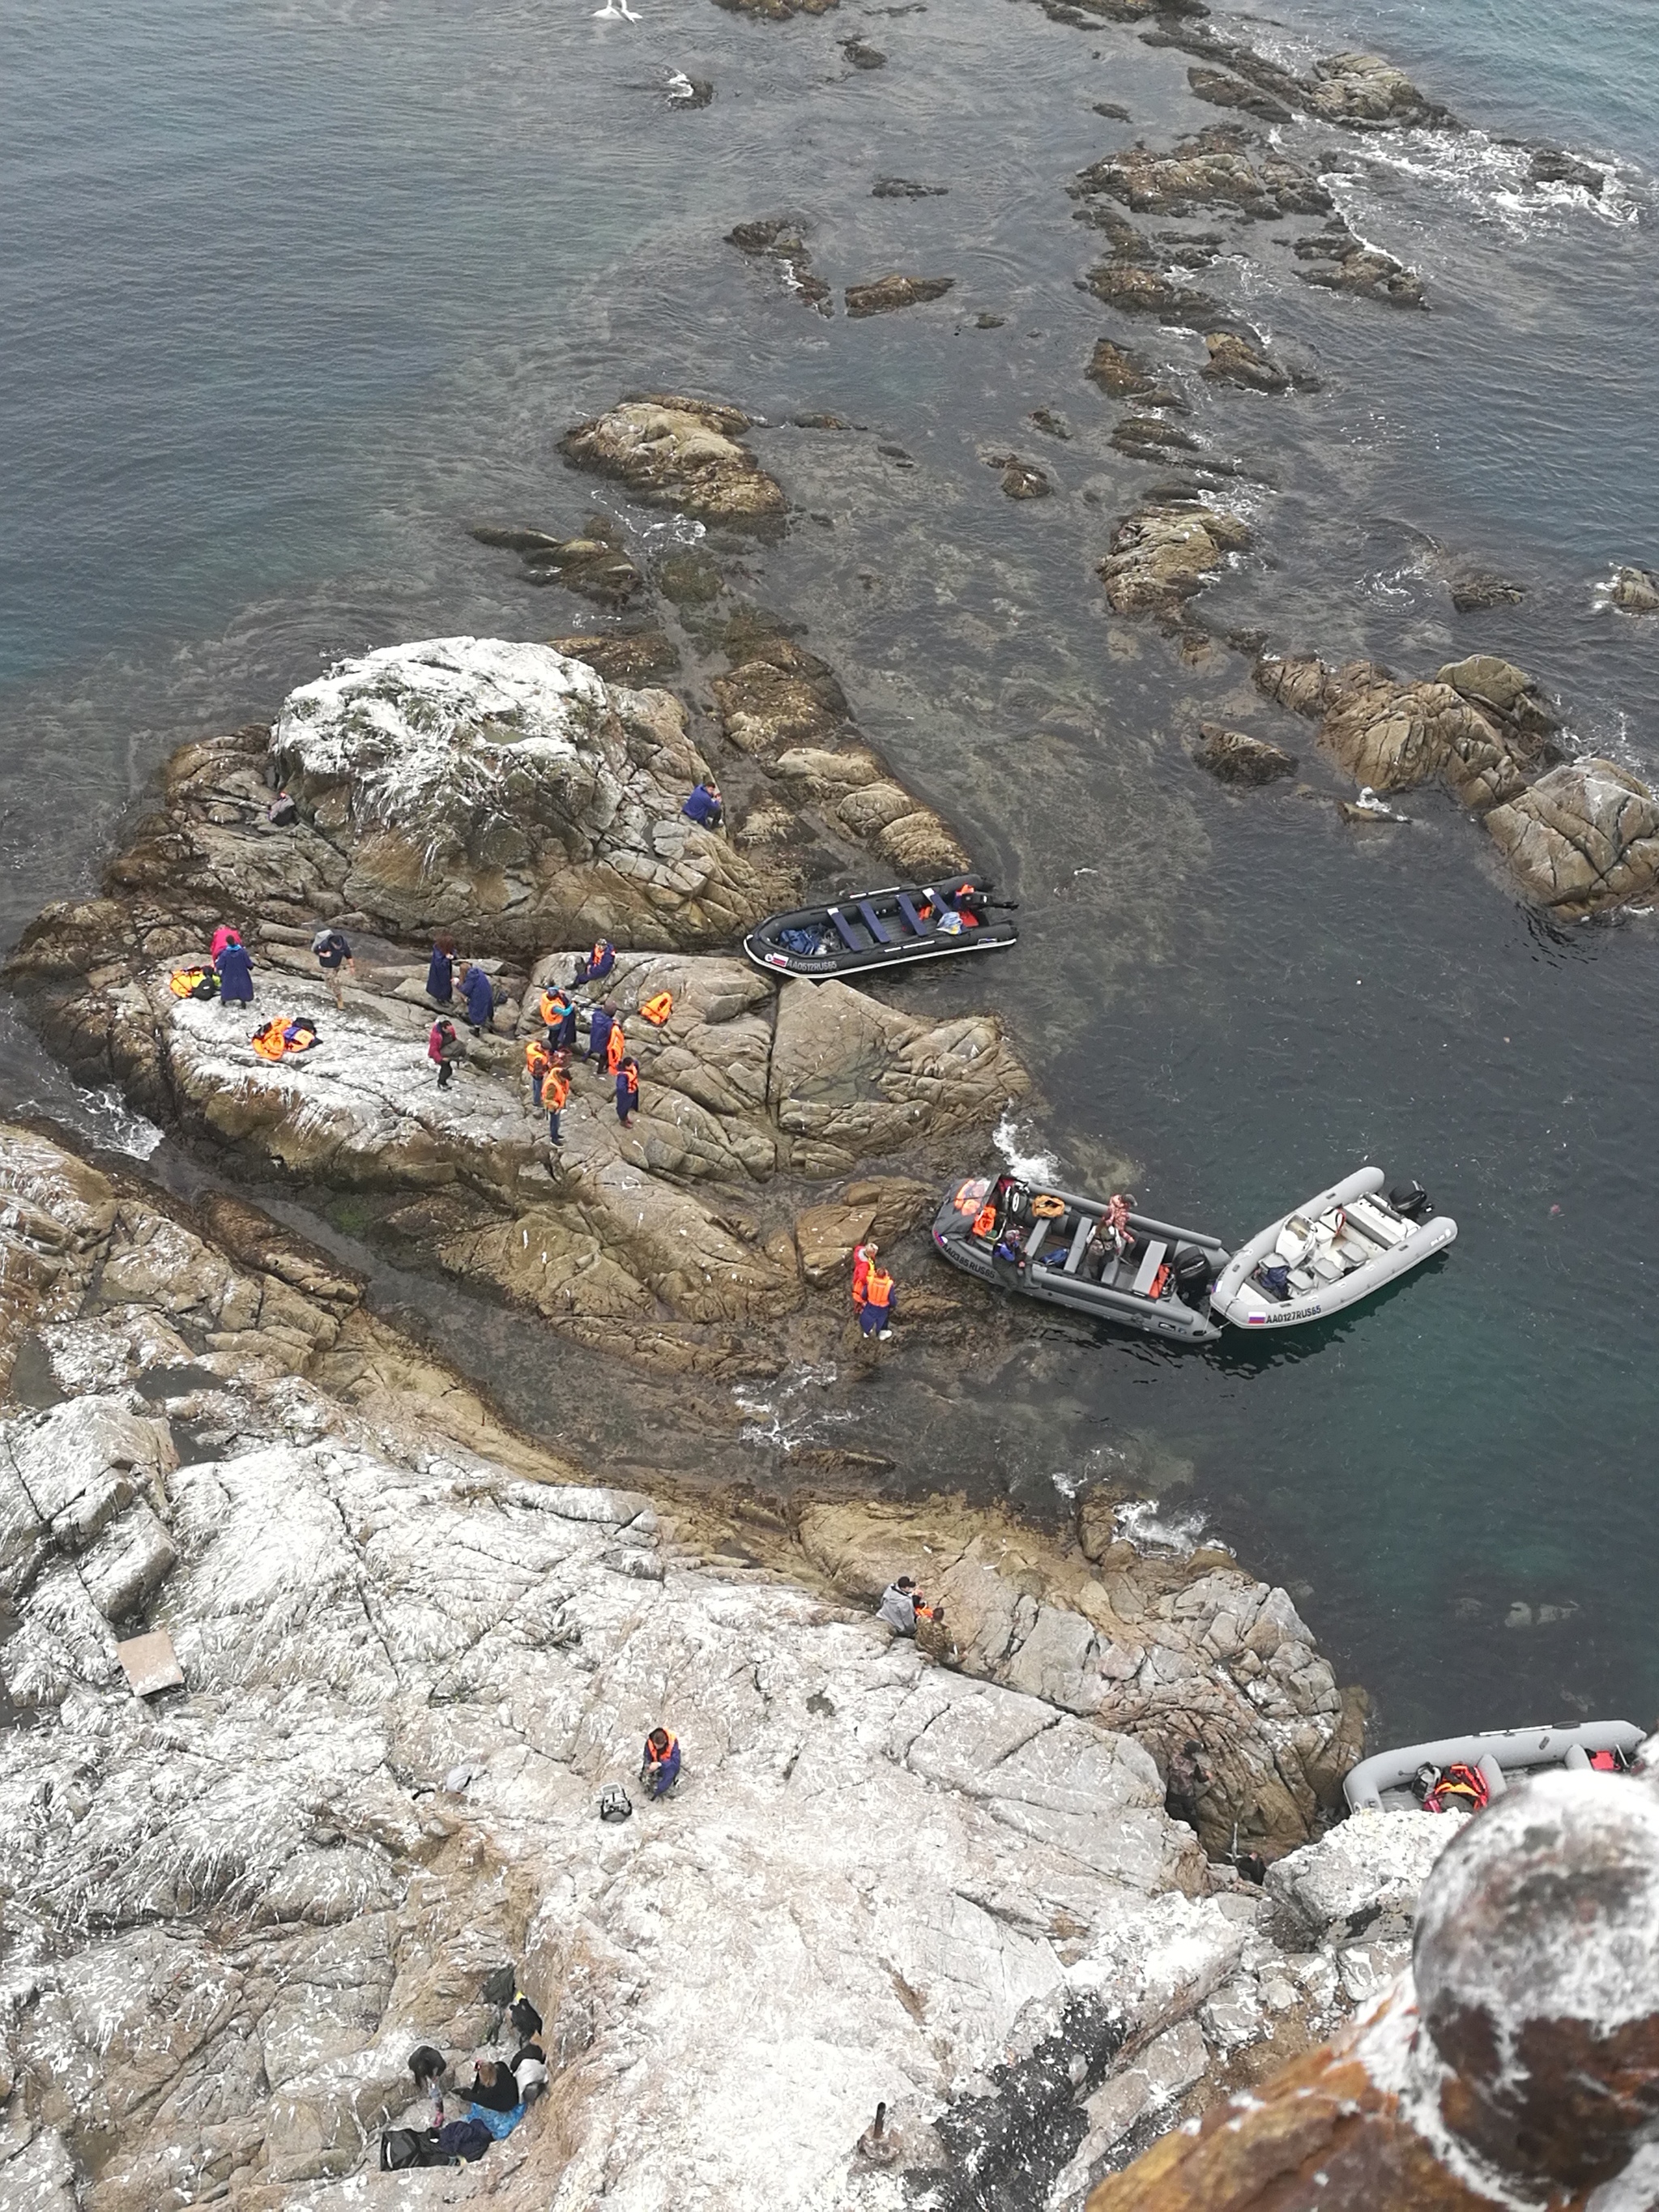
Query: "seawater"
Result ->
[[5, 0, 1659, 1742]]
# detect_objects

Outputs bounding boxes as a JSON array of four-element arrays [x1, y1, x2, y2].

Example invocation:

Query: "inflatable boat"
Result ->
[[743, 876, 1017, 981], [1345, 1719, 1645, 1813], [1209, 1167, 1456, 1331], [932, 1175, 1230, 1344]]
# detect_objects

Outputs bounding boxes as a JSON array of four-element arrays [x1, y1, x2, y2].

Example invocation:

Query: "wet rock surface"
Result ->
[[1193, 724, 1295, 786], [844, 272, 957, 317], [559, 395, 787, 526], [0, 1124, 1385, 2212], [725, 216, 832, 310], [1610, 562, 1659, 613], [1073, 127, 1333, 222], [470, 515, 642, 604], [1484, 758, 1659, 919], [1085, 338, 1185, 408], [1099, 500, 1251, 622], [1282, 218, 1427, 306], [1306, 50, 1448, 130]]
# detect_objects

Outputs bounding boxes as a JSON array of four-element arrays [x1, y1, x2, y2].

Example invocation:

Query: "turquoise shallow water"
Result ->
[[5, 0, 1659, 1743]]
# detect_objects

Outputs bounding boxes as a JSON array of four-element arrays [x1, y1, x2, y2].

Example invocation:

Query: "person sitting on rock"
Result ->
[[616, 1055, 639, 1127], [426, 933, 458, 1005], [876, 1577, 941, 1634], [681, 780, 723, 830], [640, 1726, 680, 1800], [574, 937, 616, 988], [267, 789, 298, 826], [215, 932, 254, 1006], [429, 1018, 462, 1088], [467, 2057, 522, 2115], [459, 962, 496, 1034]]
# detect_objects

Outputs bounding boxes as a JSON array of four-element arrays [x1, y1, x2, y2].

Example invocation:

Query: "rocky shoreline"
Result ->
[[0, 1120, 1452, 2212]]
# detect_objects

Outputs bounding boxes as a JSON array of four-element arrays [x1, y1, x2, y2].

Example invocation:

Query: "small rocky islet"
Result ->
[[6, 6, 1658, 2206]]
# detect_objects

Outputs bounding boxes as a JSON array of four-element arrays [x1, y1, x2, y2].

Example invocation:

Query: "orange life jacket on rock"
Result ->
[[1428, 1761, 1490, 1813], [640, 992, 672, 1026], [250, 1018, 288, 1062]]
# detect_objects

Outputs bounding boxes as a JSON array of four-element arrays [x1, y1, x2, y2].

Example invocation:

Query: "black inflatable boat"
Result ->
[[932, 1174, 1230, 1345], [743, 875, 1017, 981]]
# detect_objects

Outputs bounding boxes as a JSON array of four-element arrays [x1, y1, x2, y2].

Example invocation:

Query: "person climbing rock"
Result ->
[[540, 1053, 569, 1148], [1164, 1740, 1210, 1834], [459, 961, 495, 1033], [681, 779, 723, 829], [214, 930, 254, 1006], [851, 1239, 878, 1313], [640, 1726, 680, 1800], [311, 925, 354, 1010], [860, 1261, 896, 1340], [616, 1055, 639, 1126], [574, 937, 615, 987], [426, 933, 457, 1005], [429, 1018, 462, 1088]]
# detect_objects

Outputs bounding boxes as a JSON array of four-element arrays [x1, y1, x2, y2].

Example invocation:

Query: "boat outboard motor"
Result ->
[[1389, 1180, 1431, 1221], [1004, 1182, 1031, 1225], [1172, 1246, 1212, 1309]]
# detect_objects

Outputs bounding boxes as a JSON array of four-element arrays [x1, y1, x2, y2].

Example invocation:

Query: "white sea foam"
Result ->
[[11, 1084, 164, 1161], [1115, 1498, 1228, 1561], [993, 1111, 1057, 1184]]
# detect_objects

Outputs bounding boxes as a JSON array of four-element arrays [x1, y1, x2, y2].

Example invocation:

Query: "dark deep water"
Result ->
[[6, 0, 1659, 1744]]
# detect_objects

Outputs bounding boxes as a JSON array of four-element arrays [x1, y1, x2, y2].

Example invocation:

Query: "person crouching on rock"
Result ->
[[616, 1055, 639, 1127], [681, 779, 723, 830], [459, 960, 496, 1034], [574, 937, 615, 988], [426, 933, 458, 1006], [641, 1726, 680, 1800], [540, 1052, 570, 1150], [860, 1262, 896, 1341], [214, 930, 254, 1007], [876, 1577, 943, 1635], [429, 1018, 462, 1088]]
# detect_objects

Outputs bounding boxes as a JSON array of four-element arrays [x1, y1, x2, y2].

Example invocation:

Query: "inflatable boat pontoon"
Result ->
[[932, 1174, 1230, 1345], [1209, 1166, 1456, 1331], [744, 875, 1017, 981], [1345, 1719, 1645, 1813]]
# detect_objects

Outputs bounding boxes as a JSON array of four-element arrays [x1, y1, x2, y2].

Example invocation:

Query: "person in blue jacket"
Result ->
[[681, 781, 723, 830], [616, 1056, 639, 1126], [585, 1001, 616, 1068], [459, 962, 495, 1033], [425, 933, 457, 1004], [640, 1727, 680, 1800], [215, 933, 254, 1006], [573, 938, 615, 988]]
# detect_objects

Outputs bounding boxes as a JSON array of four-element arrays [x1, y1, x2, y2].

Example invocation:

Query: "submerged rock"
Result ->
[[559, 395, 787, 526], [987, 451, 1052, 499], [1073, 128, 1333, 220], [1194, 723, 1296, 785], [725, 214, 832, 310], [550, 630, 681, 685], [1484, 759, 1659, 919], [1529, 145, 1606, 195], [1285, 220, 1427, 307], [844, 272, 956, 317], [471, 515, 642, 604], [1201, 329, 1309, 394], [1448, 570, 1525, 613], [1085, 337, 1185, 407], [1099, 500, 1251, 621], [841, 36, 886, 67], [1187, 67, 1292, 124]]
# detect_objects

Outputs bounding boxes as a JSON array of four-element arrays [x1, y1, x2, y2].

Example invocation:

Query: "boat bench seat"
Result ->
[[828, 907, 863, 952], [1348, 1196, 1409, 1249], [896, 895, 932, 937], [1311, 1253, 1346, 1284], [856, 900, 892, 946], [1064, 1216, 1093, 1275], [1131, 1239, 1168, 1297]]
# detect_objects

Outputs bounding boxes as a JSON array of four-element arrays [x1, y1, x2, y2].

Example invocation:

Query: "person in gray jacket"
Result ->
[[877, 1578, 942, 1634]]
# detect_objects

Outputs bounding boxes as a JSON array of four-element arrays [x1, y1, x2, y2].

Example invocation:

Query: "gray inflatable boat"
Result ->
[[1344, 1719, 1644, 1812], [932, 1174, 1230, 1344], [1210, 1166, 1456, 1331]]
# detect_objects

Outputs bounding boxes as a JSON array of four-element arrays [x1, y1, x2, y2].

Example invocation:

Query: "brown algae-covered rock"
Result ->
[[1307, 50, 1448, 129], [1484, 759, 1659, 918], [560, 394, 787, 524], [1610, 562, 1659, 613], [1100, 501, 1251, 619], [1194, 723, 1296, 785], [844, 273, 956, 317]]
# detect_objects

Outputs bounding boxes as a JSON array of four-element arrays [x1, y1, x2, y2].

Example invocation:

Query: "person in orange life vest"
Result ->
[[859, 1263, 896, 1339], [429, 1018, 462, 1088], [640, 1727, 680, 1799], [573, 938, 615, 988], [851, 1240, 878, 1310], [603, 1017, 626, 1077], [616, 1056, 639, 1126], [585, 1001, 617, 1068], [540, 1053, 570, 1148], [539, 985, 578, 1053], [524, 1036, 553, 1103]]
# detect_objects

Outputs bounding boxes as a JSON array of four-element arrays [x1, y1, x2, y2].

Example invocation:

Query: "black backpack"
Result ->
[[380, 2128, 443, 2171]]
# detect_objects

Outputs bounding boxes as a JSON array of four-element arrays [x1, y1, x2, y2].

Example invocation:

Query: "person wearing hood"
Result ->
[[215, 933, 254, 1006], [876, 1578, 941, 1634], [459, 962, 495, 1033], [426, 933, 457, 1004]]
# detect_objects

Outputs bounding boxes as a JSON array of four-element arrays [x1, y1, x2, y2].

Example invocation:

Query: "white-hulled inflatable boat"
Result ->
[[1209, 1166, 1456, 1330], [1345, 1719, 1644, 1812]]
